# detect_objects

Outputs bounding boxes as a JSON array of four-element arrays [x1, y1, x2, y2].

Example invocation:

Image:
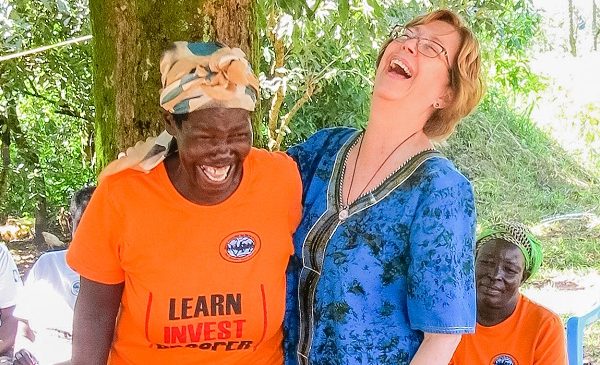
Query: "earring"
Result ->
[[433, 102, 440, 109]]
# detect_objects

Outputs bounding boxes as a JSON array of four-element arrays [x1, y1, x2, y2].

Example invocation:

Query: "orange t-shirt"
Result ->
[[450, 294, 567, 365], [67, 148, 302, 365]]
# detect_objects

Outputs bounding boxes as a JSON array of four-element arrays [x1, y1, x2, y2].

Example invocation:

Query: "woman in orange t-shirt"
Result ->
[[450, 222, 567, 365], [67, 42, 302, 365]]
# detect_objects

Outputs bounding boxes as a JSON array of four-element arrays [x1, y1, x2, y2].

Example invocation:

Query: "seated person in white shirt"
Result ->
[[12, 186, 95, 365], [0, 242, 22, 362]]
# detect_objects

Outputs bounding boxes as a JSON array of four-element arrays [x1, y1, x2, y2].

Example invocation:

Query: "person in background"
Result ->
[[450, 222, 568, 365], [0, 241, 22, 363], [12, 186, 96, 365], [67, 42, 301, 365]]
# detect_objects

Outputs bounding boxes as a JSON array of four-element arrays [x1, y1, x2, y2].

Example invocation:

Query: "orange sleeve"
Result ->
[[533, 314, 568, 365], [66, 178, 125, 284]]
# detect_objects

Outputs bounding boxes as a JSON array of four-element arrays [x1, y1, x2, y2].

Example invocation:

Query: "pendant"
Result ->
[[338, 207, 349, 221]]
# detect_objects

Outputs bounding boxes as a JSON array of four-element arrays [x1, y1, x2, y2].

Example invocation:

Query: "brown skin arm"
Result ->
[[409, 333, 462, 365], [0, 306, 17, 357], [71, 277, 123, 365]]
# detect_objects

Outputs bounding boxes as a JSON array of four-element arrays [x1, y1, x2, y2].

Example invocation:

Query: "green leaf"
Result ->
[[365, 0, 383, 18], [338, 0, 349, 20]]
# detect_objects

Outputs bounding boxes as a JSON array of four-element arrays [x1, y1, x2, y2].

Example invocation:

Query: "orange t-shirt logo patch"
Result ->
[[220, 232, 261, 262], [491, 354, 518, 365]]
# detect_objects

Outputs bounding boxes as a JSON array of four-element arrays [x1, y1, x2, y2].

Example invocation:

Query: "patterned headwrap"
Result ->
[[159, 41, 259, 114], [476, 222, 543, 281]]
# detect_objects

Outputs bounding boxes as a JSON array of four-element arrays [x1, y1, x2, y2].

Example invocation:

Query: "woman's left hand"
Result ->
[[13, 349, 38, 365], [98, 136, 160, 183]]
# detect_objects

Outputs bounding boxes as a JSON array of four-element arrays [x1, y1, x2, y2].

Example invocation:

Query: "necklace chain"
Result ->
[[343, 130, 420, 208]]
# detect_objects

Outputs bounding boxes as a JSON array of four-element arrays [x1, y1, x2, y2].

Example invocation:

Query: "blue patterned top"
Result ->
[[284, 127, 477, 365]]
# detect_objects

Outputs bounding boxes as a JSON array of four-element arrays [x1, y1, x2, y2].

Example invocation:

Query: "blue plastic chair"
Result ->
[[567, 304, 600, 365]]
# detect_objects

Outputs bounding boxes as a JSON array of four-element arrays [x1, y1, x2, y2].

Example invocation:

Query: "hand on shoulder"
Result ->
[[98, 135, 164, 182]]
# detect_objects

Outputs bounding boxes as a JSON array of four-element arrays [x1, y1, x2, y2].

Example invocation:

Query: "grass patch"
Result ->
[[584, 321, 600, 364], [442, 92, 600, 270]]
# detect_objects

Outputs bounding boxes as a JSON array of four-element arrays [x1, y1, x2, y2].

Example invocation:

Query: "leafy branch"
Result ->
[[269, 56, 340, 150], [21, 89, 92, 122]]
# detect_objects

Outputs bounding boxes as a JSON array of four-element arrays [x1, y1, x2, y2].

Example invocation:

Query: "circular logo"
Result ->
[[220, 232, 261, 263], [71, 280, 80, 296], [491, 354, 518, 365]]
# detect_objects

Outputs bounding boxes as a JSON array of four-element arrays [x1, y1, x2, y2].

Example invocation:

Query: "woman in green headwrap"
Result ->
[[450, 222, 567, 365]]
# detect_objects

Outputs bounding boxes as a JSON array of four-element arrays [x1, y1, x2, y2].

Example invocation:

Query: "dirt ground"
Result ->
[[6, 239, 46, 277]]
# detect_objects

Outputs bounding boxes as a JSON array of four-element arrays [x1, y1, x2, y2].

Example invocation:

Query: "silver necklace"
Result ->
[[339, 130, 419, 221]]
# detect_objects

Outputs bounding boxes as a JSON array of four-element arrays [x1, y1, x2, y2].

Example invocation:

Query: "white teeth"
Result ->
[[390, 59, 412, 77], [201, 165, 231, 182]]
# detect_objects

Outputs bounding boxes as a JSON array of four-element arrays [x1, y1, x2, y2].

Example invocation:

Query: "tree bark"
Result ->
[[593, 0, 598, 51], [89, 0, 259, 169], [34, 192, 48, 247], [569, 0, 577, 56], [0, 118, 10, 219]]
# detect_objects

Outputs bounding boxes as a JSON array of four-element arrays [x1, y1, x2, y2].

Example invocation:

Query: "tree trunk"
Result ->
[[594, 0, 598, 51], [0, 118, 10, 181], [33, 191, 48, 247], [569, 0, 577, 56], [89, 0, 259, 169], [0, 119, 10, 221], [5, 104, 48, 245]]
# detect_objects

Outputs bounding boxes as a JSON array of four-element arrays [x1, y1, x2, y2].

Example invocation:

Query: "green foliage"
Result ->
[[0, 0, 94, 226], [4, 97, 95, 217], [259, 0, 547, 150], [470, 0, 546, 96], [260, 0, 383, 148], [578, 104, 600, 143], [267, 0, 383, 21]]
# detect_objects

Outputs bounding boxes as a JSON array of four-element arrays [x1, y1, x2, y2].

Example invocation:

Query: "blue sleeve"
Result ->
[[286, 128, 335, 166], [283, 255, 301, 365], [286, 127, 355, 200], [407, 174, 477, 334]]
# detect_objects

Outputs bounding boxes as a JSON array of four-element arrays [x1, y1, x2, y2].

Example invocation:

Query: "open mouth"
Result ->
[[389, 58, 412, 78], [200, 165, 231, 182]]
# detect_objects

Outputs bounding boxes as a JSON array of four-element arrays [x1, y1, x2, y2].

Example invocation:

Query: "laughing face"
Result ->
[[475, 239, 525, 312], [373, 20, 461, 111], [165, 108, 252, 205]]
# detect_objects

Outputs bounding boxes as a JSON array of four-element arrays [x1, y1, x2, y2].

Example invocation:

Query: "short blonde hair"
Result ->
[[376, 9, 484, 141]]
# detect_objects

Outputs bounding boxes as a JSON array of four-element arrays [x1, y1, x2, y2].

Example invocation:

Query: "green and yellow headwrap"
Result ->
[[476, 222, 543, 281], [159, 41, 259, 114]]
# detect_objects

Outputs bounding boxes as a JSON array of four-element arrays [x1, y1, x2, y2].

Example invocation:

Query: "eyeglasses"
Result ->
[[389, 25, 450, 67]]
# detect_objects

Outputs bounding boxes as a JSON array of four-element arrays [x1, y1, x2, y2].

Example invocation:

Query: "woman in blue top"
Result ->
[[101, 9, 484, 365], [283, 10, 483, 365]]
